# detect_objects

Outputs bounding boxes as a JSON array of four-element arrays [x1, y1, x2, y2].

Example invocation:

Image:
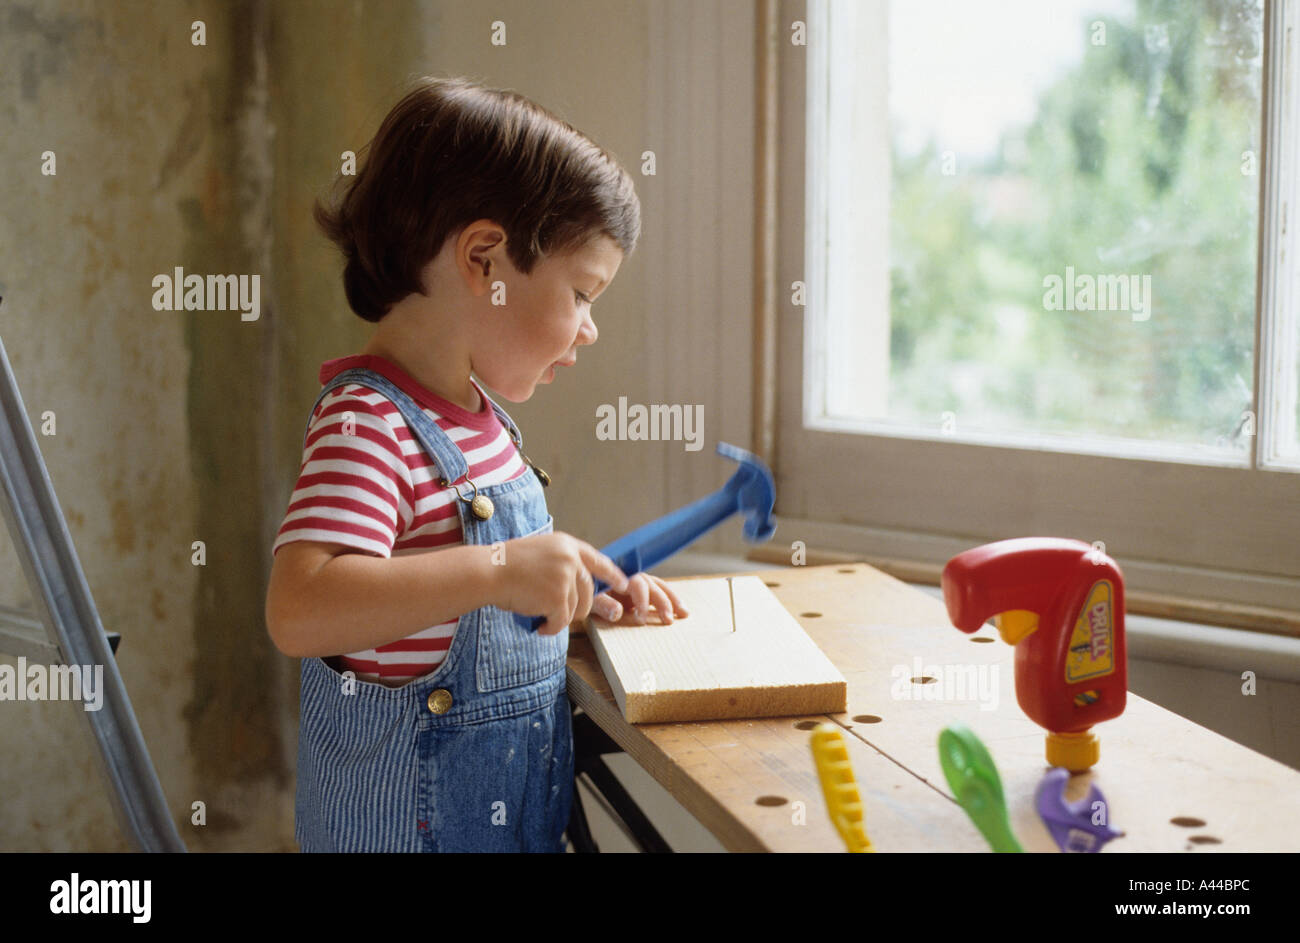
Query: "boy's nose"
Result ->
[[578, 312, 598, 345]]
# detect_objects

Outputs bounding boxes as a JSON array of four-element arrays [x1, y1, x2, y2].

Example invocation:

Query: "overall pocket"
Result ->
[[474, 513, 570, 692], [296, 656, 422, 852]]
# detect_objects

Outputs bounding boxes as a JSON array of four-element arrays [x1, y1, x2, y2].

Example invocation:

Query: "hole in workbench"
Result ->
[[764, 581, 780, 588], [800, 611, 822, 618], [1170, 816, 1207, 828], [970, 636, 995, 643], [912, 676, 938, 685], [793, 720, 821, 730], [837, 567, 856, 573], [755, 795, 787, 807], [852, 714, 882, 724], [1189, 835, 1222, 845]]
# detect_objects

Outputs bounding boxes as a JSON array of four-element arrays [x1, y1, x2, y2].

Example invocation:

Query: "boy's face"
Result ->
[[473, 233, 624, 402]]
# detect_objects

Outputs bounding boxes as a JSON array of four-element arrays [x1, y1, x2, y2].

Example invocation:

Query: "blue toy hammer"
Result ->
[[519, 441, 776, 632]]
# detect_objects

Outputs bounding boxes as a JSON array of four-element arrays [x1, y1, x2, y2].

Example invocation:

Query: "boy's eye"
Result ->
[[575, 291, 592, 307]]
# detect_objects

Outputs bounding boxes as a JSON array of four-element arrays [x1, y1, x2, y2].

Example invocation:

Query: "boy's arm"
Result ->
[[265, 539, 500, 658]]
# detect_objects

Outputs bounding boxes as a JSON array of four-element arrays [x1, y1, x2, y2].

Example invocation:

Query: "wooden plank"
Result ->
[[586, 575, 846, 723], [566, 633, 989, 852], [752, 562, 1300, 853]]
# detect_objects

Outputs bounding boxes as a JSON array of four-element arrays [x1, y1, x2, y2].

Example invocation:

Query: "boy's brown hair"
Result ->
[[314, 75, 642, 322]]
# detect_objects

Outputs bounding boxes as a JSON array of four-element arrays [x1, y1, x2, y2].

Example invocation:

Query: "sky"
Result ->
[[888, 0, 1136, 158]]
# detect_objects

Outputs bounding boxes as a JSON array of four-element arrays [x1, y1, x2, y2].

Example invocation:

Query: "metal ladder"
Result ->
[[0, 331, 185, 852]]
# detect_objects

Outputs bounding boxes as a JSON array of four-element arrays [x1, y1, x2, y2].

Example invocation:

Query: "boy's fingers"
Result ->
[[592, 592, 623, 621], [640, 574, 687, 619], [542, 585, 578, 636], [574, 564, 595, 621], [579, 543, 629, 594], [630, 576, 651, 622], [648, 584, 676, 623], [657, 579, 689, 615]]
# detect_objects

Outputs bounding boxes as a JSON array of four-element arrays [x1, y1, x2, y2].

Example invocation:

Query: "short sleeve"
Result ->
[[272, 388, 414, 558]]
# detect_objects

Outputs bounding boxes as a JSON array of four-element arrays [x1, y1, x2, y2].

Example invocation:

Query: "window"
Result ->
[[775, 0, 1299, 623]]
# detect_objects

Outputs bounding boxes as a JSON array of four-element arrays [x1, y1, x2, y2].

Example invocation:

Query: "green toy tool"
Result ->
[[938, 725, 1023, 853]]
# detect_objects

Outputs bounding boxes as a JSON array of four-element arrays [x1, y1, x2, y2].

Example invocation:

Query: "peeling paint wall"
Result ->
[[0, 0, 714, 852], [0, 0, 214, 850], [179, 0, 285, 846]]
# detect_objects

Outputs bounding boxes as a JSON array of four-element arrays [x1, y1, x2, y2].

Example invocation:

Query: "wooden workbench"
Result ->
[[564, 563, 1300, 852]]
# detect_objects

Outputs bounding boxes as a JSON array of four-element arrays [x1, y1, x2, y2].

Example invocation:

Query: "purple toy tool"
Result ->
[[1035, 766, 1124, 853]]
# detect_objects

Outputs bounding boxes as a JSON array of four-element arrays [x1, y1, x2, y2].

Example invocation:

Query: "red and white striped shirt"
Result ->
[[273, 354, 529, 687]]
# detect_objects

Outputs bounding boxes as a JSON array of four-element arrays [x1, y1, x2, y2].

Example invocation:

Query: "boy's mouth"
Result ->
[[542, 356, 576, 382]]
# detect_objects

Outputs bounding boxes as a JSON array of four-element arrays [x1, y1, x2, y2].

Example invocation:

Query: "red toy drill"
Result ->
[[941, 537, 1127, 772]]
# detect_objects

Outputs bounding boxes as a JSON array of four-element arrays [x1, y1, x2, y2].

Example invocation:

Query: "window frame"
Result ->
[[768, 0, 1300, 629]]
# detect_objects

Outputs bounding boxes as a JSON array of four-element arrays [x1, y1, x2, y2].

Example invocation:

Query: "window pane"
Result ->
[[817, 0, 1264, 457]]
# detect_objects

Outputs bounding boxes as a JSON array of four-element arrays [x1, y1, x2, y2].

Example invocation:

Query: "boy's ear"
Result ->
[[467, 243, 491, 277], [460, 221, 507, 287], [461, 253, 491, 296]]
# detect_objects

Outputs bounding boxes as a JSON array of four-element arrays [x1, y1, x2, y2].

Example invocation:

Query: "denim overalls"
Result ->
[[293, 367, 573, 853]]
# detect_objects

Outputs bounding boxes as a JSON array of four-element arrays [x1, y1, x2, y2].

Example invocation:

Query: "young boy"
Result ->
[[265, 76, 687, 852]]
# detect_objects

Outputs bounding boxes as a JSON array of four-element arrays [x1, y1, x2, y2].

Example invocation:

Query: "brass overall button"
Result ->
[[470, 494, 495, 520], [445, 476, 494, 521], [426, 689, 453, 715]]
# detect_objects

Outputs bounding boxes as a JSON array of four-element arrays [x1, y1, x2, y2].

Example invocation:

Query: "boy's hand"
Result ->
[[491, 531, 630, 636], [577, 573, 689, 634]]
